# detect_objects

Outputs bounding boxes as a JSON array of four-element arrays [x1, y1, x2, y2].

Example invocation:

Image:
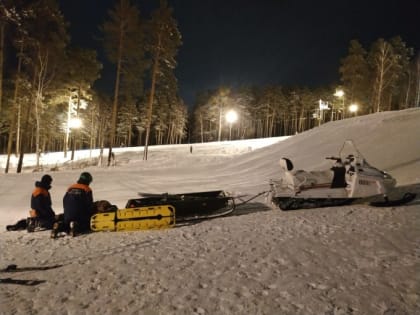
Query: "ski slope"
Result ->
[[0, 108, 419, 315]]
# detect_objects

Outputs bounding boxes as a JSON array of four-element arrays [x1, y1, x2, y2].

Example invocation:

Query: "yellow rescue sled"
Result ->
[[90, 205, 175, 232]]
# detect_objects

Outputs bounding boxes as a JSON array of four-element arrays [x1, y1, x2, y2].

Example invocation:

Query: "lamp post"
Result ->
[[70, 117, 82, 160], [334, 89, 345, 119], [318, 99, 329, 125], [349, 104, 359, 116], [225, 110, 238, 140]]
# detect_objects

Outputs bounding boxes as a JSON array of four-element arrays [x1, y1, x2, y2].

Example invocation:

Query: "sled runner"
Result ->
[[269, 140, 416, 210], [90, 205, 175, 232]]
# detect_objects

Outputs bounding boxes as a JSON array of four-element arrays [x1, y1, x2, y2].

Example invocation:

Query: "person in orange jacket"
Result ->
[[62, 172, 94, 235], [27, 174, 56, 232]]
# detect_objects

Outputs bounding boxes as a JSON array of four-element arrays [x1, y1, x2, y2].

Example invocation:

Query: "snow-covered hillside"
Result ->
[[1, 108, 419, 315]]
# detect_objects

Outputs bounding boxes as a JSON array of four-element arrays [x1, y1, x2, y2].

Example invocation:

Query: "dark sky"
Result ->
[[59, 0, 419, 107]]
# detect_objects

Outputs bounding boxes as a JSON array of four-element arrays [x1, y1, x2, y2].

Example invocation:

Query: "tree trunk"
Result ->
[[143, 31, 161, 161], [415, 55, 420, 107], [375, 65, 385, 112], [17, 96, 33, 173], [404, 71, 411, 109], [5, 41, 24, 173], [217, 103, 222, 141], [108, 7, 124, 166], [200, 114, 204, 143], [17, 68, 39, 173], [0, 22, 4, 113], [34, 50, 49, 169]]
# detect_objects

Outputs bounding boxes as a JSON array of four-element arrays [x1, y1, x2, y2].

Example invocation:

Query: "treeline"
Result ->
[[0, 0, 183, 172], [0, 0, 418, 173], [190, 38, 419, 142]]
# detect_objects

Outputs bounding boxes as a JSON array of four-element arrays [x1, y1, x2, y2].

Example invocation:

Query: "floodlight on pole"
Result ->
[[334, 89, 345, 119], [69, 117, 82, 129], [334, 90, 344, 98], [349, 103, 359, 116], [69, 117, 82, 161], [225, 110, 238, 140]]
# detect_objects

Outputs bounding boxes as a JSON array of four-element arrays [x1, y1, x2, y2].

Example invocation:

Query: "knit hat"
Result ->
[[41, 174, 53, 185], [78, 172, 93, 185]]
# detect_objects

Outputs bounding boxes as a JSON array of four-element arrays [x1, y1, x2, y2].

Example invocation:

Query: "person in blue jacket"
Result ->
[[63, 172, 94, 235], [27, 174, 56, 232]]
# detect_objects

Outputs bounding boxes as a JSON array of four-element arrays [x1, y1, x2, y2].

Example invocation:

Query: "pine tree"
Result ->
[[339, 40, 370, 114], [143, 0, 181, 160], [102, 0, 144, 165], [64, 48, 102, 159]]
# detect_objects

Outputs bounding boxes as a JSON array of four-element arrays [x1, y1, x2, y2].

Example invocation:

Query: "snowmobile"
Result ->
[[269, 140, 416, 210]]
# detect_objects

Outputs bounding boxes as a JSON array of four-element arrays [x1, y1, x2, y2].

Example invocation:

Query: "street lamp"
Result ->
[[225, 110, 238, 140], [69, 117, 82, 129], [334, 89, 345, 119], [349, 104, 359, 116]]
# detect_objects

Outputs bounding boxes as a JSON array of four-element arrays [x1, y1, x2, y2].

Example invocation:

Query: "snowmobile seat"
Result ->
[[294, 170, 332, 188], [279, 158, 294, 172], [279, 158, 330, 189]]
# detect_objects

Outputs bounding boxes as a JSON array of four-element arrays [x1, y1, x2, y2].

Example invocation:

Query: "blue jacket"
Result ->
[[63, 183, 94, 231]]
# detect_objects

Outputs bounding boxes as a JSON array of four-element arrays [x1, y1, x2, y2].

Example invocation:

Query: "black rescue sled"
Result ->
[[127, 190, 235, 221], [90, 190, 235, 232]]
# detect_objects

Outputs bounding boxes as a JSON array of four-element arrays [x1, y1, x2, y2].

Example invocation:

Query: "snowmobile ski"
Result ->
[[369, 192, 416, 207], [90, 205, 175, 232]]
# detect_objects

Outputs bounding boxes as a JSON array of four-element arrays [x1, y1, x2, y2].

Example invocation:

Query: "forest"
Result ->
[[0, 0, 419, 173]]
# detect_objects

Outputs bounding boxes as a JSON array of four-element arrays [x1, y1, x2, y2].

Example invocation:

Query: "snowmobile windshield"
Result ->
[[339, 140, 365, 166]]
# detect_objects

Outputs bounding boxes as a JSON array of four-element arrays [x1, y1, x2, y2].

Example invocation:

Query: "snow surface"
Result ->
[[0, 108, 419, 315]]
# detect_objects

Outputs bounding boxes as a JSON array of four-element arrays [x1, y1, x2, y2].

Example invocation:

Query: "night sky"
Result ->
[[58, 0, 419, 107]]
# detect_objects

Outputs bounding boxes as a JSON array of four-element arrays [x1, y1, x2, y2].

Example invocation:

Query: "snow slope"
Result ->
[[1, 108, 419, 315]]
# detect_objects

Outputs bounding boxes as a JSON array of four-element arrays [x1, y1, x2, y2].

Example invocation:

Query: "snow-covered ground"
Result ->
[[0, 108, 419, 315]]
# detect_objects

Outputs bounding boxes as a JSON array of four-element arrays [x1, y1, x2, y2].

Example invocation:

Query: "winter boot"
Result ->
[[26, 218, 35, 233], [69, 221, 79, 237], [50, 222, 60, 239]]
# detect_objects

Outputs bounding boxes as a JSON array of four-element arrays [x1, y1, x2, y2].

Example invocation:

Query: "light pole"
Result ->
[[70, 117, 82, 160], [349, 103, 359, 116], [334, 89, 345, 119], [318, 99, 329, 125], [225, 110, 238, 140]]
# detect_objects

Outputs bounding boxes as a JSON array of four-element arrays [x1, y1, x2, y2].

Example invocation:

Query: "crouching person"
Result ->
[[61, 172, 94, 237], [27, 174, 56, 232]]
